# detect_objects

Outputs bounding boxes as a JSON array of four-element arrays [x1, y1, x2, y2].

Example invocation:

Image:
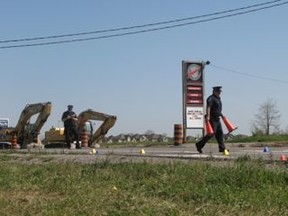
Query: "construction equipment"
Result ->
[[0, 102, 52, 148], [44, 109, 117, 147]]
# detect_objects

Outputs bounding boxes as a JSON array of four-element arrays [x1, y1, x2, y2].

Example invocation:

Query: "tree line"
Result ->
[[251, 98, 282, 135]]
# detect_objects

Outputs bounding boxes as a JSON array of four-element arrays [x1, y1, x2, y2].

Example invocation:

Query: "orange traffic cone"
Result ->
[[222, 116, 237, 133], [205, 120, 214, 136], [280, 155, 286, 161]]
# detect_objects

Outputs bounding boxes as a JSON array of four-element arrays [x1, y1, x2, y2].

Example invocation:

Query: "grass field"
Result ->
[[0, 153, 288, 216]]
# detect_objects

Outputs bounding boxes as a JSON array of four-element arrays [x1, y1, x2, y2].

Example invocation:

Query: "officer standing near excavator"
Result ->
[[195, 86, 227, 154], [62, 105, 81, 149]]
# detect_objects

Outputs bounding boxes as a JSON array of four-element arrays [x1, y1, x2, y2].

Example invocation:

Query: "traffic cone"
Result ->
[[263, 147, 270, 152], [224, 149, 230, 156], [140, 149, 145, 155], [280, 155, 286, 161], [222, 116, 237, 133], [205, 120, 214, 136]]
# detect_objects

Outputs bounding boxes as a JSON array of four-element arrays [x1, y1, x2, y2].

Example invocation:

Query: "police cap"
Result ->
[[212, 86, 222, 91]]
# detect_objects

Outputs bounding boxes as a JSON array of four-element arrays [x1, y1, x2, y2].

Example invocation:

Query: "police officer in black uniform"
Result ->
[[62, 105, 81, 149], [195, 86, 227, 153]]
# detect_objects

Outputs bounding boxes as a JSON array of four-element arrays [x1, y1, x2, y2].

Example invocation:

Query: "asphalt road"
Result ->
[[4, 142, 288, 163]]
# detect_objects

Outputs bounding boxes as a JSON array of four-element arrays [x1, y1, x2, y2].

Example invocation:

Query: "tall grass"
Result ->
[[0, 155, 288, 215]]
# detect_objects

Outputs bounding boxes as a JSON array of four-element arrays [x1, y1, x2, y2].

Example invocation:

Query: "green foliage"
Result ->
[[0, 158, 288, 215], [231, 134, 288, 143]]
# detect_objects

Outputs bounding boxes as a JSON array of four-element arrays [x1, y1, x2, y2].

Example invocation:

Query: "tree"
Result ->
[[144, 130, 155, 135], [251, 98, 281, 135]]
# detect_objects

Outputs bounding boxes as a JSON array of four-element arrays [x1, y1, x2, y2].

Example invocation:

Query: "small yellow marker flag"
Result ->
[[224, 149, 229, 156], [140, 149, 145, 155]]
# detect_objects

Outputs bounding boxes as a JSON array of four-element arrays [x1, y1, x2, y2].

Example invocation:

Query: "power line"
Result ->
[[210, 64, 288, 84], [0, 0, 284, 44], [0, 0, 287, 49]]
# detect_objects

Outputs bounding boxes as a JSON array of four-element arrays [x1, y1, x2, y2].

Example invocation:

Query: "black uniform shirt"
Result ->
[[206, 94, 222, 119], [62, 111, 77, 128]]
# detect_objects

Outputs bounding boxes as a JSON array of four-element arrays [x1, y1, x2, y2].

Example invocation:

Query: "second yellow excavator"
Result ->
[[44, 109, 116, 148]]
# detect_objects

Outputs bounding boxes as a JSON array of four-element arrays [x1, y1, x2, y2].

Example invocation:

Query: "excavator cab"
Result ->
[[20, 123, 39, 145], [83, 121, 93, 136]]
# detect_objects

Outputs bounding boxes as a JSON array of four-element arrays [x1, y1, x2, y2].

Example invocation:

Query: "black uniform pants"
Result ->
[[197, 118, 226, 151], [65, 126, 79, 147]]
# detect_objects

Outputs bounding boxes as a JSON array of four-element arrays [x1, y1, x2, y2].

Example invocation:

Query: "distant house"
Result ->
[[113, 134, 127, 143], [133, 134, 148, 142], [147, 134, 159, 142], [146, 134, 165, 142], [104, 133, 170, 144], [186, 136, 196, 142], [106, 135, 115, 144], [158, 135, 169, 142], [125, 135, 132, 142]]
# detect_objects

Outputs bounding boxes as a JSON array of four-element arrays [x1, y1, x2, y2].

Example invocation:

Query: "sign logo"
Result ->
[[186, 64, 202, 81]]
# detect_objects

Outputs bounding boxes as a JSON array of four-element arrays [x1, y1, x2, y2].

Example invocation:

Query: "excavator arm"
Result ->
[[90, 116, 117, 144], [15, 101, 52, 147], [77, 109, 117, 146]]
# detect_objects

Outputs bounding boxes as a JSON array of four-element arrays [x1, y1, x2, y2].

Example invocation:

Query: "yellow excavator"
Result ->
[[44, 109, 116, 148], [0, 102, 52, 149]]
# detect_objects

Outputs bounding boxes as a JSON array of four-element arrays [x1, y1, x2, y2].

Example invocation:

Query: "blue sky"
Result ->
[[1, 0, 288, 138]]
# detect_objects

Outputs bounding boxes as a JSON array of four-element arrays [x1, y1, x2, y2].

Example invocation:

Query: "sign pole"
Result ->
[[182, 60, 209, 143]]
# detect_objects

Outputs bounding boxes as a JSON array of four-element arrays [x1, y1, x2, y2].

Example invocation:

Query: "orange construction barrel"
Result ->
[[11, 135, 20, 149], [174, 124, 183, 146], [81, 129, 89, 147]]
